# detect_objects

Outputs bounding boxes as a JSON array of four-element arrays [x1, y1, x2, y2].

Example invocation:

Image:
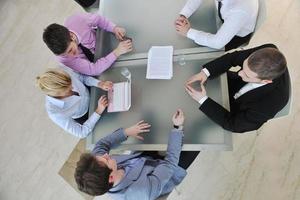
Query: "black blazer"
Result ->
[[199, 44, 290, 133]]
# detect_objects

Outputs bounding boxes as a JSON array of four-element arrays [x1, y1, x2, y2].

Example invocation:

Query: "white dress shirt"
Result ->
[[45, 66, 101, 138], [180, 0, 259, 49], [233, 82, 266, 99], [198, 68, 266, 105]]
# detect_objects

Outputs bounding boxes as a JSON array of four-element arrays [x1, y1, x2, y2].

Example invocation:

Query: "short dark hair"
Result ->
[[247, 47, 287, 80], [43, 23, 71, 55], [74, 153, 113, 196]]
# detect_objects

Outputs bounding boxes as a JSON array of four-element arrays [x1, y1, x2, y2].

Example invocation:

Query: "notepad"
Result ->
[[107, 82, 131, 113], [146, 46, 173, 79]]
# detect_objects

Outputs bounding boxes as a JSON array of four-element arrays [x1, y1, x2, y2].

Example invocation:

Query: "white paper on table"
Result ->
[[146, 46, 173, 79]]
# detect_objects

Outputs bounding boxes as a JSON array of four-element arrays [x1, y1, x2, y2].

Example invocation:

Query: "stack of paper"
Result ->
[[107, 82, 131, 113], [146, 46, 173, 79]]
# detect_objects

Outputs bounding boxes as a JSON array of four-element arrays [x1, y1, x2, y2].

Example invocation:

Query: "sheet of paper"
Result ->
[[146, 46, 173, 79]]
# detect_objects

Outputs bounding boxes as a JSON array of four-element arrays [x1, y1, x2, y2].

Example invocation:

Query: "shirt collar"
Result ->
[[69, 29, 81, 44], [46, 95, 65, 108]]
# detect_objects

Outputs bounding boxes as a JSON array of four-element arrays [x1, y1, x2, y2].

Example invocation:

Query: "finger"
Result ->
[[185, 87, 193, 96], [135, 135, 144, 140], [140, 124, 151, 129], [175, 24, 182, 29], [140, 129, 150, 133], [178, 108, 183, 114], [139, 123, 150, 128], [186, 76, 196, 84], [172, 113, 176, 119], [185, 85, 193, 93], [186, 84, 196, 92], [137, 120, 144, 125], [200, 84, 206, 92], [99, 95, 106, 101]]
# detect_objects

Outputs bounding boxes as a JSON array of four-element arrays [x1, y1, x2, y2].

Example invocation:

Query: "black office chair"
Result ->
[[74, 0, 100, 13]]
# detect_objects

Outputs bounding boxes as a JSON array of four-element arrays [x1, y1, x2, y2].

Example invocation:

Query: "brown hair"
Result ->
[[36, 69, 72, 96], [74, 153, 113, 196], [247, 47, 287, 80]]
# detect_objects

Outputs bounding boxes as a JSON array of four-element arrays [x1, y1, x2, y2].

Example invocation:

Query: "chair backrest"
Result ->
[[156, 195, 169, 200], [82, 0, 99, 13], [274, 73, 292, 119]]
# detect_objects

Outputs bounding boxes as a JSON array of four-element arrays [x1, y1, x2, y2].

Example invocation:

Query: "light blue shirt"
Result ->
[[45, 66, 101, 138]]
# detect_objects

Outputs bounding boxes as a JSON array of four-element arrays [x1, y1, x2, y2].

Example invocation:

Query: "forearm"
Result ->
[[49, 112, 101, 138], [164, 129, 184, 166], [79, 74, 100, 87], [92, 128, 127, 155], [180, 0, 203, 18], [89, 13, 116, 32], [199, 98, 264, 133], [70, 53, 116, 76]]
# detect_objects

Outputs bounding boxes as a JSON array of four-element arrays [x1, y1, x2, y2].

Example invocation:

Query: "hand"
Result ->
[[185, 84, 207, 102], [113, 40, 133, 57], [98, 81, 113, 91], [172, 109, 185, 126], [113, 26, 126, 40], [95, 95, 108, 115], [186, 70, 208, 85], [175, 18, 191, 36], [175, 15, 187, 26], [124, 120, 151, 140]]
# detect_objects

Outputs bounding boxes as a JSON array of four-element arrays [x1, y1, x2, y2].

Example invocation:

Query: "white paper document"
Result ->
[[146, 46, 173, 79], [108, 82, 131, 113]]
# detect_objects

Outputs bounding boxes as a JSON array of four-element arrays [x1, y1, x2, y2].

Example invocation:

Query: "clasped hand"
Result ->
[[185, 71, 208, 102], [175, 15, 191, 36]]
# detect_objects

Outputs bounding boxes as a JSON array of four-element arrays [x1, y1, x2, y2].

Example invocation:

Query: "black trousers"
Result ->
[[141, 151, 200, 170], [225, 33, 253, 51]]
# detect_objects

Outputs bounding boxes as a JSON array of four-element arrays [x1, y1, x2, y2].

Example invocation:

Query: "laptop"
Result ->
[[107, 81, 131, 112]]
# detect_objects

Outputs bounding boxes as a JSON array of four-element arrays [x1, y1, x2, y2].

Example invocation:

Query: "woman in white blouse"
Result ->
[[36, 66, 112, 138], [175, 0, 258, 50]]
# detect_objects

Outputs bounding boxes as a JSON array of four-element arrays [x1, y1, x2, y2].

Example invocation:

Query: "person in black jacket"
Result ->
[[185, 44, 290, 133]]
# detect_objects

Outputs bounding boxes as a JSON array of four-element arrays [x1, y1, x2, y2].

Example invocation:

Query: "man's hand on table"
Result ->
[[124, 120, 151, 140], [113, 26, 126, 40], [186, 70, 208, 85], [172, 109, 185, 126], [113, 40, 133, 57], [175, 15, 191, 36], [185, 83, 207, 102]]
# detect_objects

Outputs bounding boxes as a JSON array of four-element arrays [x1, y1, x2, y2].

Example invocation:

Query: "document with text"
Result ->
[[146, 46, 173, 79]]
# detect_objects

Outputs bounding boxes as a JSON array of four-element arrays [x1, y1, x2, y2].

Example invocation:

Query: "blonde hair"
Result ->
[[36, 69, 72, 96]]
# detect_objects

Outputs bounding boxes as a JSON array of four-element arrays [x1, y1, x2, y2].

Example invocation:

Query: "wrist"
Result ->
[[113, 26, 117, 33], [198, 96, 208, 105], [95, 108, 103, 115], [173, 124, 184, 130], [113, 49, 121, 57], [201, 68, 210, 78], [124, 128, 131, 137]]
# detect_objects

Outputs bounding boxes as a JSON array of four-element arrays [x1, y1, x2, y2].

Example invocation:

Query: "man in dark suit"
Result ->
[[185, 44, 290, 133]]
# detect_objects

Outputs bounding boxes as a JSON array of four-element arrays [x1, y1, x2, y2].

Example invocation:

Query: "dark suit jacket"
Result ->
[[200, 44, 290, 133]]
